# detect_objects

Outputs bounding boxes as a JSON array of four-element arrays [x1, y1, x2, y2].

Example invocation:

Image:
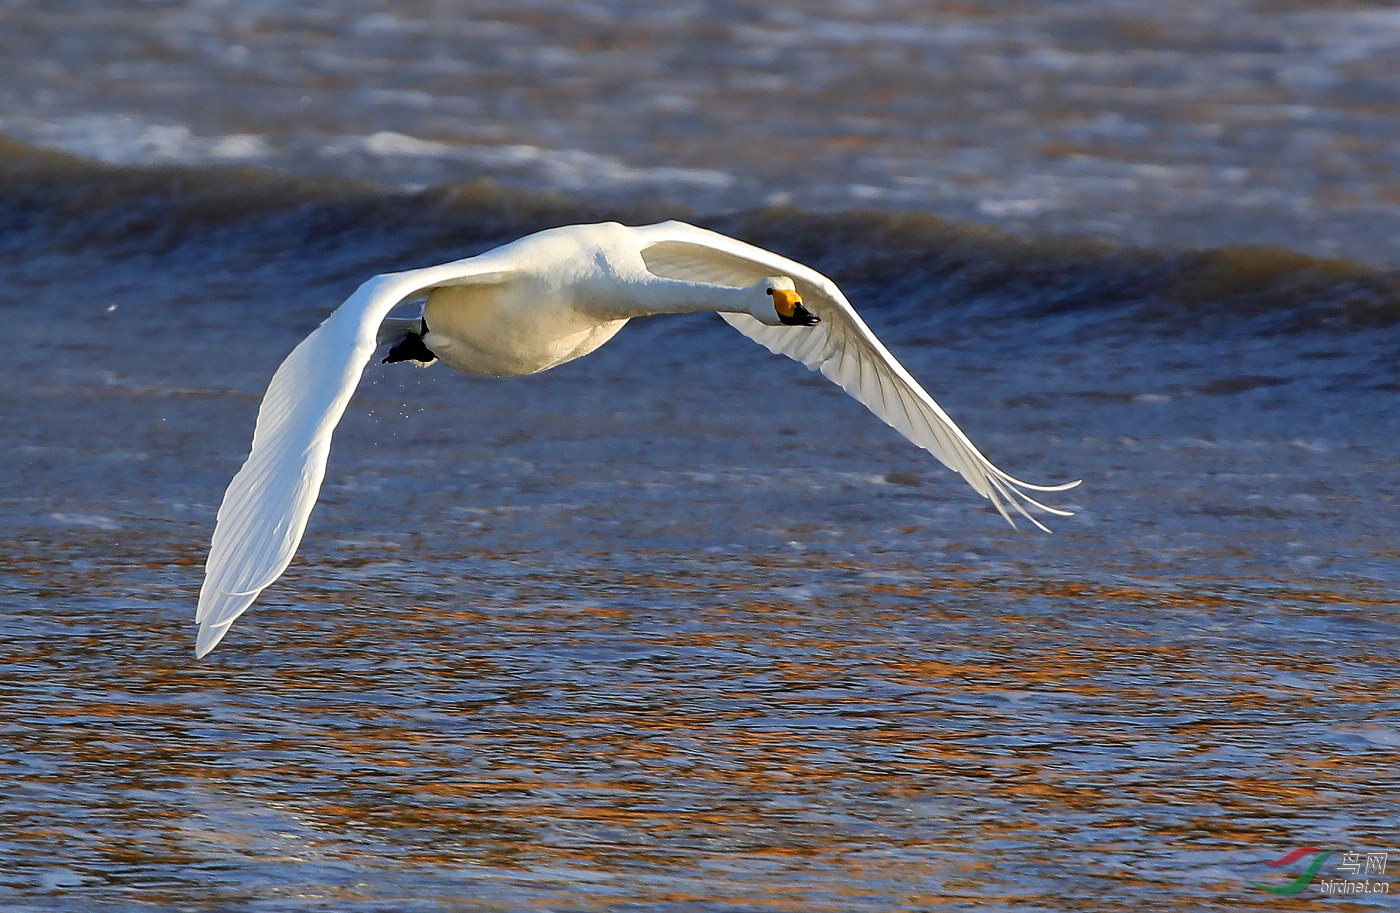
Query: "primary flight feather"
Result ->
[[196, 220, 1078, 656]]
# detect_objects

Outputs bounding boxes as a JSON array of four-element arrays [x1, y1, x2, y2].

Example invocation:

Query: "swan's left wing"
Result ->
[[196, 257, 518, 657], [632, 220, 1078, 529]]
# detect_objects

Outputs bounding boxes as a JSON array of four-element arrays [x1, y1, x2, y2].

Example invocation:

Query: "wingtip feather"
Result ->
[[195, 621, 231, 659]]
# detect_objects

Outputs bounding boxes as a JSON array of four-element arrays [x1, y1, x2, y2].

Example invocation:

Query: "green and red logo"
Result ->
[[1249, 848, 1333, 895], [1249, 847, 1392, 896]]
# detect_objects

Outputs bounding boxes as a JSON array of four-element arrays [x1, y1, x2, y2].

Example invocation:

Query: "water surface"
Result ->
[[1, 3, 1399, 907]]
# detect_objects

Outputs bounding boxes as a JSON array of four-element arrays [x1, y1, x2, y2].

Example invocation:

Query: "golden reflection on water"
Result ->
[[2, 524, 1396, 911]]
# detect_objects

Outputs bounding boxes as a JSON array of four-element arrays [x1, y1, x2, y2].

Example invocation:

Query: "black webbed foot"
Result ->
[[382, 331, 438, 365]]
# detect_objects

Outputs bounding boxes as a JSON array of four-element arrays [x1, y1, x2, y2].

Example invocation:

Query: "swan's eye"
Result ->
[[766, 288, 773, 295]]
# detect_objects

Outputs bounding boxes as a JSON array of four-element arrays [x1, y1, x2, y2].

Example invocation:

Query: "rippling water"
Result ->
[[2, 4, 1399, 909], [4, 1, 1400, 262], [2, 152, 1398, 908]]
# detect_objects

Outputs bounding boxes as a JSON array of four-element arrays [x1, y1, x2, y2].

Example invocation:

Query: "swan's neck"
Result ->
[[607, 276, 755, 320]]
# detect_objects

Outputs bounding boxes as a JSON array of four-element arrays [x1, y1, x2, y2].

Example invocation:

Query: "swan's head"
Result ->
[[756, 276, 819, 327]]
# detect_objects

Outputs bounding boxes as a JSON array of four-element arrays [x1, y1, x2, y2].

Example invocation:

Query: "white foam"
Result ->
[[978, 198, 1053, 217], [362, 131, 454, 157], [0, 114, 269, 165], [323, 131, 734, 193], [48, 512, 120, 530]]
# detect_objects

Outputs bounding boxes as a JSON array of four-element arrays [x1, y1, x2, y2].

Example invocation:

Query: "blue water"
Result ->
[[1, 2, 1399, 909]]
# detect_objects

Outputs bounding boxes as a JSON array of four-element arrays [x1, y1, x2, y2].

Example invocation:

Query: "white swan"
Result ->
[[195, 220, 1077, 656]]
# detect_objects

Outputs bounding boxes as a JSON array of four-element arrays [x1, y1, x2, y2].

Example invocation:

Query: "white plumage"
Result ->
[[196, 220, 1078, 656]]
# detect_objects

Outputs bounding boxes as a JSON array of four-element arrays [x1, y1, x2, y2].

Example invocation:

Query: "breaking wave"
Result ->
[[3, 134, 1397, 334]]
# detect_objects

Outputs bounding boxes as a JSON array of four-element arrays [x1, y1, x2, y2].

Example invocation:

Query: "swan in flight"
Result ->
[[195, 220, 1077, 656]]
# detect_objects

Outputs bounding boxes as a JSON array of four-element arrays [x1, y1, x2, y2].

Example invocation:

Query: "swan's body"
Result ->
[[421, 282, 626, 376], [196, 220, 1077, 657]]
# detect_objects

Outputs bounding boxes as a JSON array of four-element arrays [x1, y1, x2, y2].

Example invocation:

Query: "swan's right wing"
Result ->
[[633, 220, 1079, 529], [195, 259, 517, 657]]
